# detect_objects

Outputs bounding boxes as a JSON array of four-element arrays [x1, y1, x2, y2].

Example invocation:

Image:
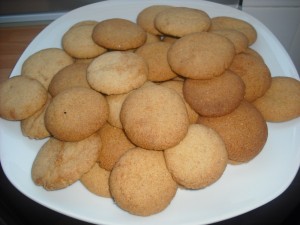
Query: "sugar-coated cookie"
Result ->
[[31, 133, 101, 190], [109, 147, 177, 216], [253, 76, 300, 122], [164, 124, 227, 189], [45, 87, 108, 142], [197, 100, 268, 163], [0, 76, 48, 120], [168, 32, 235, 79], [120, 84, 189, 150]]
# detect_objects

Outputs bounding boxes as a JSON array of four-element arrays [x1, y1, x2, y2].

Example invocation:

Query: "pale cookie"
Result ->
[[109, 147, 177, 216], [183, 70, 245, 117], [168, 32, 235, 79], [97, 123, 135, 171], [120, 84, 189, 150], [92, 18, 147, 50], [229, 53, 271, 102], [31, 133, 101, 190], [253, 76, 300, 122], [0, 76, 48, 120], [87, 51, 148, 95], [45, 87, 108, 142], [135, 42, 177, 81], [21, 48, 74, 89], [48, 63, 91, 97], [80, 163, 111, 198], [154, 7, 211, 37], [164, 124, 228, 189], [197, 100, 268, 163], [136, 5, 173, 35]]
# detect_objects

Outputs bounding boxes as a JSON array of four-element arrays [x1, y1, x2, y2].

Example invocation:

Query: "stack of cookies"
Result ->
[[0, 4, 300, 217]]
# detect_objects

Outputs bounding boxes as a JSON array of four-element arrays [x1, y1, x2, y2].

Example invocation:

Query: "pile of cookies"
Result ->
[[1, 5, 300, 217]]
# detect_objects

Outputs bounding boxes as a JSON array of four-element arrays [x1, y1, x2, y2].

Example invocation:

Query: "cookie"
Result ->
[[97, 123, 135, 171], [62, 23, 107, 59], [253, 76, 300, 122], [0, 76, 48, 120], [48, 63, 91, 97], [31, 133, 101, 190], [87, 51, 148, 95], [92, 18, 147, 50], [120, 84, 189, 150], [109, 147, 177, 216], [243, 47, 264, 61], [21, 48, 74, 89], [197, 100, 268, 163], [229, 53, 272, 102], [160, 80, 199, 123], [21, 94, 51, 139], [183, 70, 245, 117], [209, 16, 257, 45], [45, 87, 108, 142], [135, 42, 177, 81], [167, 32, 235, 79], [154, 7, 211, 37], [136, 5, 173, 35], [164, 124, 228, 189], [80, 162, 111, 198]]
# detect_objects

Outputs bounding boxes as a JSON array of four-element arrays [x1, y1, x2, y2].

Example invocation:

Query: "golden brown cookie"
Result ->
[[167, 32, 235, 79], [210, 16, 257, 45], [97, 123, 135, 171], [135, 42, 177, 81], [80, 162, 111, 198], [253, 76, 300, 122], [0, 76, 48, 120], [92, 18, 147, 50], [183, 70, 245, 117], [87, 51, 148, 95], [31, 133, 101, 190], [45, 87, 108, 142], [21, 48, 74, 89], [229, 53, 272, 102], [120, 84, 189, 150], [197, 100, 268, 163], [164, 124, 228, 189], [154, 7, 211, 37], [48, 63, 91, 97], [109, 147, 177, 216]]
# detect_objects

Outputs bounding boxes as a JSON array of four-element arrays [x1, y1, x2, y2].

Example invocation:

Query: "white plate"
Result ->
[[1, 1, 300, 225]]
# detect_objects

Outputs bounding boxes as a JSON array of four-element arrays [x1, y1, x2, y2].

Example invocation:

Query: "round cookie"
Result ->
[[209, 16, 257, 45], [97, 123, 135, 171], [62, 24, 107, 59], [136, 5, 173, 35], [80, 162, 111, 198], [21, 48, 74, 89], [167, 32, 235, 79], [253, 76, 300, 122], [120, 84, 189, 150], [92, 18, 147, 50], [229, 53, 272, 102], [0, 76, 48, 120], [160, 80, 199, 123], [197, 100, 268, 163], [48, 63, 91, 97], [109, 147, 177, 216], [31, 133, 101, 190], [154, 7, 211, 37], [183, 70, 245, 117], [164, 124, 228, 189], [87, 51, 148, 95], [45, 87, 108, 142], [135, 42, 177, 81]]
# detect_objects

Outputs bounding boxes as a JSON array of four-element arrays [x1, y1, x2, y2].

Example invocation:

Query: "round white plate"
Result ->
[[1, 1, 300, 225]]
